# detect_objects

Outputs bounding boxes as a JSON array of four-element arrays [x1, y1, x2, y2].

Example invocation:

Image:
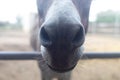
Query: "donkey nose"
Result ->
[[71, 25, 85, 47], [40, 26, 52, 47], [40, 23, 85, 48]]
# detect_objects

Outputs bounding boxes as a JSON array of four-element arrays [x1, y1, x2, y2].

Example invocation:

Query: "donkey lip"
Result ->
[[47, 64, 76, 73]]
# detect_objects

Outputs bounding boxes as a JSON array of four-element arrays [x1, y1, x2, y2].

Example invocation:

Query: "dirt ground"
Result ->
[[0, 30, 120, 80]]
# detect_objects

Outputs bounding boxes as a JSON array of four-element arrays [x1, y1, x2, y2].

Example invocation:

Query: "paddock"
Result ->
[[0, 30, 120, 80]]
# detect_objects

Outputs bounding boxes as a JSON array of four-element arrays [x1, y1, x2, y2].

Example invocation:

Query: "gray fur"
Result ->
[[30, 0, 92, 80]]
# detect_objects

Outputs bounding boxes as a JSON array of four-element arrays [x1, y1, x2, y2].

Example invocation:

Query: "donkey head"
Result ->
[[37, 0, 92, 72]]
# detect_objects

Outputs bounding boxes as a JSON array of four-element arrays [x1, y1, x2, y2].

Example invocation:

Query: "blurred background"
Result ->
[[0, 0, 120, 80]]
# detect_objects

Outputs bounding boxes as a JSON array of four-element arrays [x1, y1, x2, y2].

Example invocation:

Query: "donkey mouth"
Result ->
[[47, 64, 76, 73]]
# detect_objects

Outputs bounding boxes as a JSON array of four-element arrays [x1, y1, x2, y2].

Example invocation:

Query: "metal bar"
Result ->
[[82, 52, 120, 59], [0, 51, 41, 60], [0, 52, 119, 60]]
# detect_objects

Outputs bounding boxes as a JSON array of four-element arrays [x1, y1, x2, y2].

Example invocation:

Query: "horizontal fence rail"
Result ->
[[0, 52, 41, 60], [0, 52, 119, 60], [82, 52, 120, 59]]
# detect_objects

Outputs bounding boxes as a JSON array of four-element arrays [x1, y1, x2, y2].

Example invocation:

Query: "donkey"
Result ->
[[30, 0, 92, 80]]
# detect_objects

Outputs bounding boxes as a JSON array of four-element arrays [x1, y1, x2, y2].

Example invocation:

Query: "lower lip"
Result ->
[[47, 64, 76, 73]]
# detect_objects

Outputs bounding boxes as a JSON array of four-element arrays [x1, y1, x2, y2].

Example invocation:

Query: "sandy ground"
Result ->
[[0, 30, 120, 80]]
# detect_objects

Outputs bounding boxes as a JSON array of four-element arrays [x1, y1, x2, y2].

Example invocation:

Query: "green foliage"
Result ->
[[16, 16, 23, 28], [0, 15, 23, 30], [96, 10, 120, 23]]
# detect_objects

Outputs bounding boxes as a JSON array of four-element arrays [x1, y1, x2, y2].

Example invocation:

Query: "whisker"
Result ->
[[81, 53, 89, 60]]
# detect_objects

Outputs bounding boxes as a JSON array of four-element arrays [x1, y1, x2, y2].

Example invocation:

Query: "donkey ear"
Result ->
[[37, 0, 52, 19], [73, 0, 92, 33]]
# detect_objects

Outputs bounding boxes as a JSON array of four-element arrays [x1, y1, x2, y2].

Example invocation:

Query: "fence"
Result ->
[[0, 52, 120, 60], [88, 23, 120, 36]]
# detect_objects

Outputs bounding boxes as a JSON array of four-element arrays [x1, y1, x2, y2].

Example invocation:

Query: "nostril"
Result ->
[[72, 26, 85, 47], [40, 27, 52, 47]]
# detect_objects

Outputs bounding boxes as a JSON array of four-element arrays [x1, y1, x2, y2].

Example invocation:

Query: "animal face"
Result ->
[[37, 0, 92, 72]]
